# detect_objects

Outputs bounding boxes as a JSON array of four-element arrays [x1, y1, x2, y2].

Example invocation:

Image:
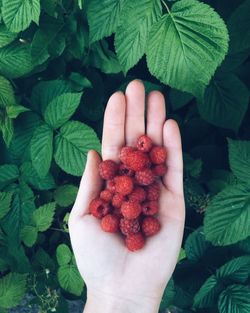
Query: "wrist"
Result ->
[[84, 288, 161, 313]]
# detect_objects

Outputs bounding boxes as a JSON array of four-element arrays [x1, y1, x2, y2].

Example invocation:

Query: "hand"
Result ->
[[69, 80, 185, 313]]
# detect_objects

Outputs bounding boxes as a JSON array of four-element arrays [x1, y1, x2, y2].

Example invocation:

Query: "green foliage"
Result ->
[[0, 0, 249, 312]]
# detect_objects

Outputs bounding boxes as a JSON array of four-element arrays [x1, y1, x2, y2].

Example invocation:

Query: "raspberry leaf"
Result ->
[[146, 0, 229, 98], [20, 225, 38, 247], [0, 164, 19, 190], [218, 284, 250, 313], [0, 42, 33, 78], [44, 92, 82, 129], [204, 184, 250, 246], [197, 73, 249, 131], [114, 0, 162, 73], [0, 76, 16, 107], [0, 25, 17, 48], [54, 185, 78, 207], [54, 121, 100, 176], [0, 273, 27, 309], [228, 139, 250, 184], [2, 0, 41, 33], [30, 123, 53, 177], [0, 191, 13, 219], [87, 0, 125, 43], [33, 202, 56, 232], [57, 264, 84, 296], [56, 244, 72, 266]]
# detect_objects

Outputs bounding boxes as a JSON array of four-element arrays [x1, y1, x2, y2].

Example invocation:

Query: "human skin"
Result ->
[[69, 80, 185, 313]]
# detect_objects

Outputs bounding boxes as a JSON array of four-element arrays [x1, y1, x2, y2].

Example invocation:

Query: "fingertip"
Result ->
[[126, 79, 145, 93]]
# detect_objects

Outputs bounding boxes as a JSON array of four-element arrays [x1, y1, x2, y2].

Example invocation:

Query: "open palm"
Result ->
[[69, 80, 185, 312]]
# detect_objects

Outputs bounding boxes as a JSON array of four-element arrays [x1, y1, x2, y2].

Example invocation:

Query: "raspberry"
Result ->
[[142, 217, 161, 236], [118, 164, 135, 177], [119, 146, 135, 164], [137, 135, 153, 152], [113, 207, 123, 219], [106, 180, 116, 193], [150, 146, 167, 165], [135, 168, 154, 186], [129, 187, 146, 203], [112, 193, 125, 208], [99, 160, 118, 180], [121, 200, 142, 219], [153, 164, 167, 176], [101, 214, 119, 233], [89, 198, 110, 219], [100, 189, 113, 202], [123, 150, 150, 171], [125, 233, 145, 251], [146, 182, 160, 201], [120, 218, 140, 236], [114, 176, 134, 195], [142, 201, 158, 216]]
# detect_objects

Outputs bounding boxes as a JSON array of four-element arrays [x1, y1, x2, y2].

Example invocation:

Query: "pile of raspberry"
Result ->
[[89, 135, 167, 252]]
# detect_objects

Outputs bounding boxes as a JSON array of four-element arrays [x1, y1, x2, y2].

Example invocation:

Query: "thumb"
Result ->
[[70, 150, 103, 219]]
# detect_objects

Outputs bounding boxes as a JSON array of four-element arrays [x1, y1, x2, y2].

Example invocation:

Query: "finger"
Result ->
[[163, 119, 184, 195], [70, 150, 103, 219], [125, 80, 145, 146], [102, 92, 126, 161], [146, 91, 166, 145]]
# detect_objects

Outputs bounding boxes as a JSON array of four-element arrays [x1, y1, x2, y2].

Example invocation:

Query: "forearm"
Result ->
[[83, 290, 161, 313]]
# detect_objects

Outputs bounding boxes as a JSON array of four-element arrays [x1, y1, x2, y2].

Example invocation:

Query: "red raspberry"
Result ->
[[122, 150, 150, 171], [146, 182, 160, 201], [121, 200, 142, 219], [113, 207, 123, 219], [114, 176, 134, 195], [135, 168, 154, 186], [137, 135, 153, 152], [125, 233, 145, 251], [119, 146, 135, 164], [118, 164, 135, 177], [89, 198, 110, 219], [153, 164, 167, 176], [112, 193, 125, 208], [120, 218, 140, 236], [106, 180, 116, 193], [142, 201, 158, 216], [99, 160, 118, 180], [101, 214, 119, 233], [150, 146, 167, 164], [142, 217, 161, 236], [129, 187, 146, 203], [100, 189, 113, 202]]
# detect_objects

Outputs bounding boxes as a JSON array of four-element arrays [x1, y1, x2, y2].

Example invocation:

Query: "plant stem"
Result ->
[[50, 227, 68, 233], [161, 0, 171, 14]]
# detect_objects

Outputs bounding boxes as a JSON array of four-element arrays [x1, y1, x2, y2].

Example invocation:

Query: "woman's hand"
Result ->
[[69, 80, 185, 313]]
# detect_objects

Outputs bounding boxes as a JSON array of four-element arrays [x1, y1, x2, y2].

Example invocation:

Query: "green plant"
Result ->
[[0, 0, 249, 312]]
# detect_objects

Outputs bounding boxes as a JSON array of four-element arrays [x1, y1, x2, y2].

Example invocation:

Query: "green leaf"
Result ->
[[54, 121, 100, 176], [160, 278, 175, 310], [0, 273, 27, 309], [218, 285, 250, 313], [204, 184, 250, 246], [0, 24, 16, 48], [0, 191, 12, 219], [6, 104, 29, 118], [44, 92, 82, 129], [87, 0, 125, 43], [54, 184, 78, 207], [33, 202, 56, 232], [0, 42, 33, 78], [57, 264, 84, 296], [0, 115, 14, 146], [169, 88, 193, 110], [197, 74, 249, 131], [2, 0, 41, 32], [56, 244, 72, 266], [194, 256, 250, 308], [0, 76, 15, 107], [114, 0, 161, 72], [20, 162, 55, 190], [0, 164, 19, 190], [185, 227, 211, 261], [228, 139, 250, 184], [30, 123, 53, 177], [146, 0, 229, 98], [20, 225, 38, 247], [33, 248, 55, 271]]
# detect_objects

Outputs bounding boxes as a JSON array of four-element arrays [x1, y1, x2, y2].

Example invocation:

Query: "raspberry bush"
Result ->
[[0, 0, 249, 312]]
